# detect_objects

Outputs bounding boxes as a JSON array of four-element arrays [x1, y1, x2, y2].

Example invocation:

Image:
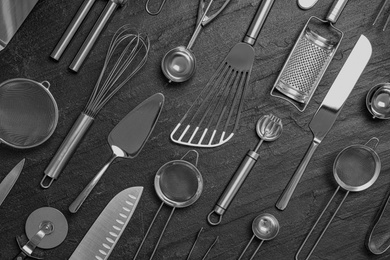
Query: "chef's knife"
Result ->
[[0, 0, 38, 51], [69, 186, 143, 260], [276, 35, 372, 210], [0, 158, 25, 206], [69, 93, 164, 213]]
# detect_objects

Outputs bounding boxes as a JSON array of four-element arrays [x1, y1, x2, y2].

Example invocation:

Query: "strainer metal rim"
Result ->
[[332, 144, 381, 192], [0, 78, 59, 149]]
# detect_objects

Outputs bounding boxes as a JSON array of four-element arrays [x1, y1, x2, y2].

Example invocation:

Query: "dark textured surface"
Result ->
[[1, 0, 390, 259]]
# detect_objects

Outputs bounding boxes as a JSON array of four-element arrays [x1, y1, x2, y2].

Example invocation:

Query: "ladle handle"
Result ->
[[69, 154, 117, 213], [276, 140, 319, 211], [244, 0, 275, 46], [207, 150, 259, 225]]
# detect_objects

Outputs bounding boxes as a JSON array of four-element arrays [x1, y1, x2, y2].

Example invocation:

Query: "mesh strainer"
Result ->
[[0, 78, 58, 149]]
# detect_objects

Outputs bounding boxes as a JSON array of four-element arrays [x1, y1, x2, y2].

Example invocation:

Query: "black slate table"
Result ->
[[1, 0, 390, 259]]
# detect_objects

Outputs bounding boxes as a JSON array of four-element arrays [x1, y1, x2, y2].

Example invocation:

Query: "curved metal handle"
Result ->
[[276, 141, 319, 210], [69, 154, 117, 213], [326, 0, 349, 24], [244, 0, 275, 46], [145, 0, 167, 15], [198, 0, 231, 26]]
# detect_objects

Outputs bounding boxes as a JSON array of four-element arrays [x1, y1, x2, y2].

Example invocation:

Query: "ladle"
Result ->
[[161, 0, 231, 83], [366, 83, 390, 119], [133, 150, 203, 260], [296, 138, 381, 260], [238, 213, 280, 260], [207, 114, 282, 225]]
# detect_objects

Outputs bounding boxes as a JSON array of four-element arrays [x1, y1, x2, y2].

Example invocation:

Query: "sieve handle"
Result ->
[[276, 140, 319, 211], [207, 150, 259, 225], [41, 113, 94, 189], [326, 0, 349, 24], [243, 0, 275, 46]]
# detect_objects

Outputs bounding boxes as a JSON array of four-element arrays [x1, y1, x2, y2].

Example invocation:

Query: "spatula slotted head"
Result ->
[[170, 43, 255, 148]]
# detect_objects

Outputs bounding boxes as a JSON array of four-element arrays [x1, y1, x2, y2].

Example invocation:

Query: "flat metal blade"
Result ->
[[309, 35, 372, 142], [69, 186, 143, 260], [0, 158, 25, 206]]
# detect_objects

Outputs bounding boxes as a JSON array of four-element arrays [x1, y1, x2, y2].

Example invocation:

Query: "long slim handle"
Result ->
[[243, 0, 275, 46], [207, 151, 259, 225], [276, 140, 319, 210], [326, 0, 349, 23], [50, 0, 96, 60], [41, 113, 94, 189], [69, 154, 117, 213], [13, 252, 28, 260]]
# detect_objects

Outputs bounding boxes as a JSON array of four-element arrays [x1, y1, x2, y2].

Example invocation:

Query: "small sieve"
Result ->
[[296, 137, 381, 260], [0, 78, 58, 149], [134, 150, 203, 260]]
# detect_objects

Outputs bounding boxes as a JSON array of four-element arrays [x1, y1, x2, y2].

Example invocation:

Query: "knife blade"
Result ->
[[69, 186, 143, 260], [0, 158, 25, 206], [276, 35, 372, 210]]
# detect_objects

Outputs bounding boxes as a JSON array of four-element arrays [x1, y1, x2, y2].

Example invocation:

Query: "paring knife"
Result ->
[[69, 186, 143, 260], [0, 158, 25, 206], [276, 35, 372, 211]]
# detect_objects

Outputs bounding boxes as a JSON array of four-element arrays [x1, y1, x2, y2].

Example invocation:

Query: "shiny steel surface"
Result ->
[[366, 83, 390, 119], [0, 159, 24, 207]]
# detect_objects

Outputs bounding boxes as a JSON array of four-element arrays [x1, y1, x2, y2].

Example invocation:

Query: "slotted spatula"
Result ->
[[170, 0, 275, 148]]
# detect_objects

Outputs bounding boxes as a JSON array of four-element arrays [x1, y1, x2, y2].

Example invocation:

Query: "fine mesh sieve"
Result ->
[[0, 78, 58, 149]]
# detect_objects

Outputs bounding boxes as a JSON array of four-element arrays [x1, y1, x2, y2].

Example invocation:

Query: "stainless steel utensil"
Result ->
[[161, 0, 231, 82], [134, 150, 203, 260], [69, 187, 143, 260], [15, 207, 68, 260], [207, 114, 282, 225], [42, 25, 150, 189], [145, 0, 167, 15], [366, 83, 390, 119], [170, 0, 275, 148], [51, 0, 128, 72], [0, 0, 38, 52], [238, 213, 279, 260], [187, 227, 219, 260], [373, 0, 390, 31], [296, 138, 381, 260], [0, 78, 58, 149], [297, 0, 319, 10], [0, 158, 24, 207], [276, 35, 372, 211], [271, 0, 348, 112], [69, 93, 164, 213]]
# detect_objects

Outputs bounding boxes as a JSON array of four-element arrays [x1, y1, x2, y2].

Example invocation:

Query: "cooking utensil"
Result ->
[[276, 35, 372, 211], [69, 93, 164, 213], [373, 0, 390, 31], [51, 0, 128, 72], [69, 187, 143, 260], [42, 25, 150, 189], [207, 114, 282, 225], [0, 0, 38, 52], [296, 138, 381, 260], [366, 83, 390, 119], [133, 150, 203, 259], [145, 0, 167, 15], [170, 0, 275, 148], [0, 158, 24, 207], [0, 78, 58, 149], [366, 187, 390, 255], [187, 227, 219, 260], [297, 0, 319, 10], [238, 213, 279, 260], [271, 0, 348, 112], [14, 207, 68, 260], [161, 0, 231, 83]]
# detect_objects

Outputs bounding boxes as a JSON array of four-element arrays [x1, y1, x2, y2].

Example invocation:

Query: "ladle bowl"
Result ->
[[252, 213, 280, 240], [161, 46, 196, 83], [366, 83, 390, 119]]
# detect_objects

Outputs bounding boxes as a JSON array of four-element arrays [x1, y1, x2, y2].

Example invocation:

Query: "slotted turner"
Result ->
[[170, 0, 275, 148]]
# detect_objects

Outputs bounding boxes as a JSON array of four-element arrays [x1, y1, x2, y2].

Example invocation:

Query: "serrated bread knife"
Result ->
[[69, 186, 143, 260], [276, 35, 372, 210]]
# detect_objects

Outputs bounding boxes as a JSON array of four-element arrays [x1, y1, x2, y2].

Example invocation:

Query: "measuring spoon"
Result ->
[[161, 0, 231, 82], [366, 83, 390, 119]]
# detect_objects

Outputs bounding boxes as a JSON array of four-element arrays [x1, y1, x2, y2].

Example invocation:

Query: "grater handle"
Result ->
[[244, 0, 275, 46], [326, 0, 349, 24]]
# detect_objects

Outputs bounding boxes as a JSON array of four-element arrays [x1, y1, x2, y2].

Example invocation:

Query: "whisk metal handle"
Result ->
[[326, 0, 349, 24], [207, 150, 259, 225], [244, 0, 275, 46], [41, 113, 94, 188]]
